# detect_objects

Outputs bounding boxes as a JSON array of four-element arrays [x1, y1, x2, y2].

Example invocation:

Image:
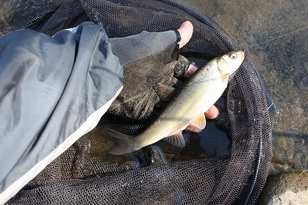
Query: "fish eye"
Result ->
[[229, 53, 237, 59]]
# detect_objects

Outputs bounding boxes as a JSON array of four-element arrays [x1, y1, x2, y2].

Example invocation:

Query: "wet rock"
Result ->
[[259, 171, 308, 205]]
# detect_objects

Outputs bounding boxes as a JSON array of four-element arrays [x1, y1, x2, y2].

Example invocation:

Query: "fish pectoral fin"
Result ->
[[189, 113, 206, 130], [157, 83, 175, 101], [220, 73, 230, 81], [164, 131, 186, 148], [104, 128, 136, 155]]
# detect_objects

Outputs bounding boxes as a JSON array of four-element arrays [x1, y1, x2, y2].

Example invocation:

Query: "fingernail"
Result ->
[[183, 64, 198, 78]]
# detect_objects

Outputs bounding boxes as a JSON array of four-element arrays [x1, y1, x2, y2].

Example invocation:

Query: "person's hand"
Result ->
[[108, 21, 219, 131]]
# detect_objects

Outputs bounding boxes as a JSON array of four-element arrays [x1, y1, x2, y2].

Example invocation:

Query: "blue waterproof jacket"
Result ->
[[0, 22, 124, 204]]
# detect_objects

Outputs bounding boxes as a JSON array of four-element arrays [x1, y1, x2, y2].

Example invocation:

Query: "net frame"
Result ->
[[6, 0, 278, 204]]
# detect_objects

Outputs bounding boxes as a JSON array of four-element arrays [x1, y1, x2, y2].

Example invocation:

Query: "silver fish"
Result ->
[[106, 50, 245, 155]]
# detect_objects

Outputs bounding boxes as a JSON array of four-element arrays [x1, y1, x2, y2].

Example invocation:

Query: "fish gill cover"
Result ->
[[5, 0, 279, 204]]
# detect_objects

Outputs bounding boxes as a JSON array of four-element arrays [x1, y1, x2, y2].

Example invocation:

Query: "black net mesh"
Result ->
[[6, 0, 279, 204]]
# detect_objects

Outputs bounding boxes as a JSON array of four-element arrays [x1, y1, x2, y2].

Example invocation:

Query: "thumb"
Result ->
[[177, 21, 193, 48]]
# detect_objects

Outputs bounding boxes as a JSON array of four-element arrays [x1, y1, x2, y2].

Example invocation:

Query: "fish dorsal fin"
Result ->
[[157, 83, 175, 101], [189, 113, 206, 130], [164, 131, 186, 148]]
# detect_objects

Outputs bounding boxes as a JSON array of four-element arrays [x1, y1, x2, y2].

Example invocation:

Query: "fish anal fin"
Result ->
[[189, 113, 206, 130], [164, 131, 186, 148], [157, 83, 175, 101]]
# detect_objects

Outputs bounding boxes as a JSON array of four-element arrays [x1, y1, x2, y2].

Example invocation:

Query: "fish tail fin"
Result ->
[[104, 128, 136, 155]]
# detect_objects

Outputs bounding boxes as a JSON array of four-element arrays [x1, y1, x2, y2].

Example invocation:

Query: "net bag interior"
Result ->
[[7, 0, 279, 204]]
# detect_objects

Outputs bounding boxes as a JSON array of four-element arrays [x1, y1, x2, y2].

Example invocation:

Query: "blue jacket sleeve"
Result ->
[[0, 22, 123, 204]]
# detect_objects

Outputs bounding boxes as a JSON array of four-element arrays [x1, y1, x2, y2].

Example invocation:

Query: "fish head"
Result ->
[[217, 50, 245, 80]]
